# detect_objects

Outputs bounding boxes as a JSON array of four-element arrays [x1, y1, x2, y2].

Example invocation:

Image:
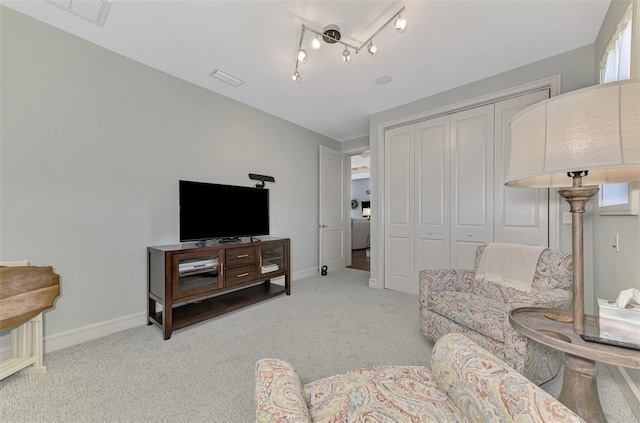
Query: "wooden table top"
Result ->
[[0, 266, 60, 331], [509, 307, 640, 369]]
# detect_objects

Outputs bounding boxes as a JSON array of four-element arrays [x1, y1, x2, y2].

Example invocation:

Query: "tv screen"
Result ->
[[179, 180, 269, 242]]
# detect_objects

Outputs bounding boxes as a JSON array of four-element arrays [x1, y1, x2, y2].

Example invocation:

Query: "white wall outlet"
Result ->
[[562, 211, 572, 224]]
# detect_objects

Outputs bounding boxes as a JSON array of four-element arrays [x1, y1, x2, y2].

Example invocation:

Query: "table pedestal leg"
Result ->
[[558, 353, 607, 423]]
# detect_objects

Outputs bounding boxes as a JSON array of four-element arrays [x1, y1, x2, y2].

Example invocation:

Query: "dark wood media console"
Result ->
[[147, 237, 290, 339]]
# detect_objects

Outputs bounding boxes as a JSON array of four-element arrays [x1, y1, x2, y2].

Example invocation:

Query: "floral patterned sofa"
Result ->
[[255, 333, 583, 422], [419, 244, 573, 385]]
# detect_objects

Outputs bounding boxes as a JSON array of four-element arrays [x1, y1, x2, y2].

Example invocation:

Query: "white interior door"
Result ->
[[450, 104, 495, 269], [384, 126, 416, 294], [319, 146, 345, 272], [494, 89, 550, 246]]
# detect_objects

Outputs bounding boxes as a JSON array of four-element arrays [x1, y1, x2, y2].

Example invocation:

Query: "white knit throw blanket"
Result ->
[[475, 243, 546, 292]]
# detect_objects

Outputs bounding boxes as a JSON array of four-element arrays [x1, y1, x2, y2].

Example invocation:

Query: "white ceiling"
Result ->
[[2, 0, 610, 142]]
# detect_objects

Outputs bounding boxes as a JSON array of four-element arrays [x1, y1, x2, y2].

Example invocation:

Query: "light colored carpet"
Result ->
[[0, 268, 636, 422]]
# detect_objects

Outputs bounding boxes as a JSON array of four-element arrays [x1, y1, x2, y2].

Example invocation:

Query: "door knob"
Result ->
[[468, 232, 473, 237]]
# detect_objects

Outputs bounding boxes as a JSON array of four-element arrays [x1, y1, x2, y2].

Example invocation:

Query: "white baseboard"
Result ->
[[293, 267, 318, 281], [369, 277, 382, 289], [44, 312, 147, 354], [3, 268, 319, 357]]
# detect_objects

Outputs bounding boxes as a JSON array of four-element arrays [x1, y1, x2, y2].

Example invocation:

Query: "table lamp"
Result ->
[[506, 79, 640, 335]]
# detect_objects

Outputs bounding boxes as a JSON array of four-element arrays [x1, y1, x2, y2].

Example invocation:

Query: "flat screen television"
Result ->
[[179, 180, 269, 242]]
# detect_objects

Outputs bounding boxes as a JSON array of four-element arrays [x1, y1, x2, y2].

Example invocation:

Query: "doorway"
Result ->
[[347, 151, 371, 272]]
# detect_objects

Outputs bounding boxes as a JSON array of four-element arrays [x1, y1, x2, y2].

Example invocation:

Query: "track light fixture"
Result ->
[[367, 41, 377, 55], [291, 6, 406, 82], [394, 14, 407, 31], [342, 47, 351, 62]]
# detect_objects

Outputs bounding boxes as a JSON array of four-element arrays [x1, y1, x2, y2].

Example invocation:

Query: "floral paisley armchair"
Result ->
[[419, 243, 573, 385]]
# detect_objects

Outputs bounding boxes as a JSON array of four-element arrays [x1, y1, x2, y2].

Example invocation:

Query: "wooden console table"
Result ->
[[509, 307, 640, 423], [148, 237, 290, 340]]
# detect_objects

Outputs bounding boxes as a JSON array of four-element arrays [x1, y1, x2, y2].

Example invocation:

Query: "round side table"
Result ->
[[509, 307, 640, 423]]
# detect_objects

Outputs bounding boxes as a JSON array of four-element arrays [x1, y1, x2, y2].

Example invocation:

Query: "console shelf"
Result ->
[[148, 237, 290, 339]]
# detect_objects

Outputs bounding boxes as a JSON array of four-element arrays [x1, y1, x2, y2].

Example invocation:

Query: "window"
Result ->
[[598, 4, 638, 215], [600, 6, 633, 83]]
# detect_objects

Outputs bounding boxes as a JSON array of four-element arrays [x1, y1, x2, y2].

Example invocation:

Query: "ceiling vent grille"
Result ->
[[46, 0, 112, 27], [209, 69, 244, 87]]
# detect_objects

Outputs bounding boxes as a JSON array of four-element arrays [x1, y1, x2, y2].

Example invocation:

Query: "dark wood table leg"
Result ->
[[558, 353, 607, 423]]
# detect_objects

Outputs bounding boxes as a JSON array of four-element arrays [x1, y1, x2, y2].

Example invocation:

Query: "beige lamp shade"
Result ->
[[506, 79, 640, 188]]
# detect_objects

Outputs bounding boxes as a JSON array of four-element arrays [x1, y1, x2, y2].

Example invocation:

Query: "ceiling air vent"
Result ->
[[209, 69, 244, 87], [46, 0, 112, 27]]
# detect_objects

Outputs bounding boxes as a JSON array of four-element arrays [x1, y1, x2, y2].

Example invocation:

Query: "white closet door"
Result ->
[[494, 90, 550, 246], [415, 117, 450, 274], [450, 104, 495, 269], [384, 125, 416, 294]]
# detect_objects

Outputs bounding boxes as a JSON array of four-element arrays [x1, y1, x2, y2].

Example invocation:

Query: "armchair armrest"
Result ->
[[255, 359, 311, 423], [432, 333, 585, 423], [507, 291, 572, 313]]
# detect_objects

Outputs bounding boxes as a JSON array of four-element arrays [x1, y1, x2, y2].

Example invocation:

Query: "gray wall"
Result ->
[[0, 7, 339, 338], [341, 135, 370, 153]]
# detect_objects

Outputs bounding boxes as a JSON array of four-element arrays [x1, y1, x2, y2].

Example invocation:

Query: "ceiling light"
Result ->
[[367, 41, 377, 55], [342, 48, 351, 62], [291, 6, 406, 83], [394, 15, 407, 31], [322, 24, 342, 44]]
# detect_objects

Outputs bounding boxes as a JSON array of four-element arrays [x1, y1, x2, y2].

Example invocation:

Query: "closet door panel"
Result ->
[[384, 126, 416, 294], [494, 90, 550, 245], [450, 104, 494, 269], [415, 117, 450, 271], [418, 239, 447, 269]]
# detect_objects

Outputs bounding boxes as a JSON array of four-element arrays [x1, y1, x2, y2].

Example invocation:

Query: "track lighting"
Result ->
[[342, 47, 351, 62], [291, 6, 406, 82], [394, 15, 407, 31], [367, 41, 377, 55]]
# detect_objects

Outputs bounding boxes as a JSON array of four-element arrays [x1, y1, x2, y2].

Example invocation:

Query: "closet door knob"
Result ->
[[468, 232, 474, 237]]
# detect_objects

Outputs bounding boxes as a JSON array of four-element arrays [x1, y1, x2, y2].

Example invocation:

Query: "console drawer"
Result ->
[[225, 264, 257, 288], [225, 246, 256, 267]]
